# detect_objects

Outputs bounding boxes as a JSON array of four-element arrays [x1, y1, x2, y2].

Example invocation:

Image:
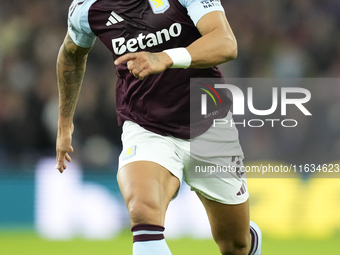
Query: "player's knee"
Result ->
[[219, 242, 249, 255], [216, 236, 250, 255], [127, 199, 162, 225]]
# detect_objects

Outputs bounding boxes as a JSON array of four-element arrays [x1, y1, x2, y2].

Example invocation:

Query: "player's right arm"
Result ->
[[55, 33, 92, 173]]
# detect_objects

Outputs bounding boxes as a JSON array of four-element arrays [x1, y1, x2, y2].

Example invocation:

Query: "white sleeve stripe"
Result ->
[[68, 0, 97, 48], [178, 0, 225, 26]]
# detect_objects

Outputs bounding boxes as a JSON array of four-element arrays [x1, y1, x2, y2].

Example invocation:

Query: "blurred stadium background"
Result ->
[[1, 0, 340, 254]]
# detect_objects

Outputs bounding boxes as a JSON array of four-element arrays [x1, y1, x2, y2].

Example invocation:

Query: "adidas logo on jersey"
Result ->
[[111, 22, 182, 55], [106, 11, 124, 26]]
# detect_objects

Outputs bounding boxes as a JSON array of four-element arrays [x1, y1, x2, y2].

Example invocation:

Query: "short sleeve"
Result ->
[[68, 0, 97, 48], [179, 0, 225, 26]]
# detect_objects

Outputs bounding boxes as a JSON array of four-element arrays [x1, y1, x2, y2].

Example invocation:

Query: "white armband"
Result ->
[[163, 48, 192, 69]]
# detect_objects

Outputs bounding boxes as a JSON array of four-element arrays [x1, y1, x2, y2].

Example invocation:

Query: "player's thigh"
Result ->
[[118, 161, 180, 226], [117, 121, 183, 225], [197, 193, 250, 250]]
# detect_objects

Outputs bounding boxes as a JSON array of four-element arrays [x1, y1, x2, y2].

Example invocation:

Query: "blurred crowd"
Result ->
[[0, 0, 339, 171]]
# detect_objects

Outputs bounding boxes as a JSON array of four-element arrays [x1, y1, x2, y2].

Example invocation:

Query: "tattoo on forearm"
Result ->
[[57, 35, 88, 118], [58, 82, 81, 118], [63, 69, 84, 84]]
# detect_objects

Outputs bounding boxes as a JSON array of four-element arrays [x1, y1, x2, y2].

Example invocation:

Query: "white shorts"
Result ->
[[118, 112, 249, 205]]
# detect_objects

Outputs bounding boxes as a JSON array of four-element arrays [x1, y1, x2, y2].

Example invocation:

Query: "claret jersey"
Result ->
[[68, 0, 232, 139]]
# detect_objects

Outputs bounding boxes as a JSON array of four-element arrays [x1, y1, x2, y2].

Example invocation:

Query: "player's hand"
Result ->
[[55, 123, 74, 173], [114, 51, 173, 80]]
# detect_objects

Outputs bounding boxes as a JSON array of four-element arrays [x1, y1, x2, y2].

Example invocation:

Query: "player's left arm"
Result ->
[[186, 11, 237, 68], [114, 11, 236, 79]]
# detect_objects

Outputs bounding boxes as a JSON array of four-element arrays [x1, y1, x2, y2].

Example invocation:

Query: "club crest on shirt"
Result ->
[[148, 0, 170, 14], [123, 145, 136, 160]]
